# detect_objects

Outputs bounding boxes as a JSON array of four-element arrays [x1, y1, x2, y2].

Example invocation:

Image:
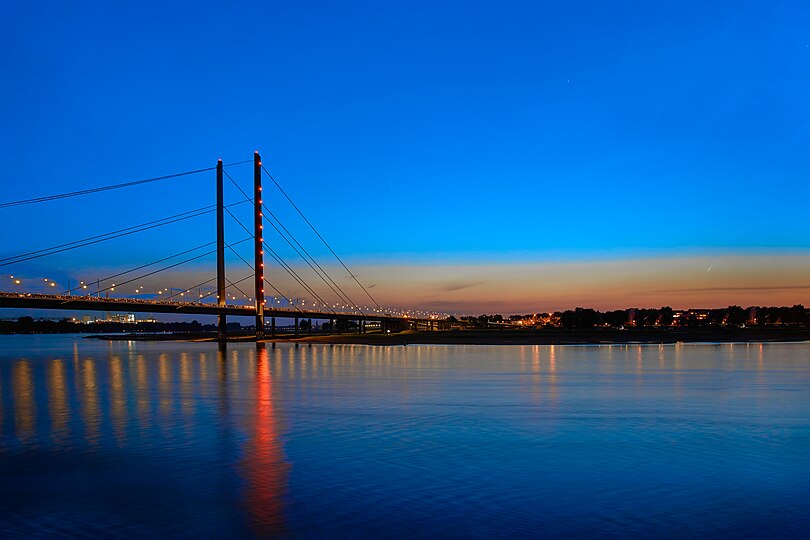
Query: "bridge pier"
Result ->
[[295, 317, 299, 338], [271, 317, 276, 337], [308, 318, 312, 336]]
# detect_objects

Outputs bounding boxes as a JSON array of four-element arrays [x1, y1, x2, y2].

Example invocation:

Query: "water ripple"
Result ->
[[0, 337, 809, 538]]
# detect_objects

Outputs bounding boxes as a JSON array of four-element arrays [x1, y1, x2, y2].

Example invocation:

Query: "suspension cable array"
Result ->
[[261, 163, 382, 310], [223, 170, 346, 313], [0, 152, 442, 336]]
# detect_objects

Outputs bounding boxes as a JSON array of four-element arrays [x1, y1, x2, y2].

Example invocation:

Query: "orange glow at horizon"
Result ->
[[70, 251, 810, 316], [345, 253, 810, 314]]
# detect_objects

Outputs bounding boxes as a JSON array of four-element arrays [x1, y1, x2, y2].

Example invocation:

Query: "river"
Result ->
[[1, 335, 808, 538]]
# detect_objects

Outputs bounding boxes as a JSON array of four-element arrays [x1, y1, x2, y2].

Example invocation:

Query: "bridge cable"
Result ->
[[262, 240, 335, 314], [224, 170, 358, 311], [164, 276, 217, 301], [223, 205, 334, 313], [261, 207, 363, 313], [92, 237, 251, 296], [162, 273, 252, 305], [224, 171, 351, 313], [261, 164, 382, 310], [0, 201, 248, 267], [158, 235, 269, 303], [228, 169, 364, 312], [221, 195, 330, 308], [223, 204, 334, 312], [261, 214, 361, 313], [64, 240, 217, 295], [263, 278, 303, 313], [222, 242, 304, 312], [0, 205, 214, 265], [197, 273, 251, 302], [160, 238, 260, 302], [0, 160, 251, 209], [222, 275, 253, 304], [193, 273, 301, 314], [168, 274, 245, 302]]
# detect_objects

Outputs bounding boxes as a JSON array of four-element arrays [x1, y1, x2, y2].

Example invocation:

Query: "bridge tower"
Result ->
[[216, 159, 227, 340], [254, 151, 265, 339]]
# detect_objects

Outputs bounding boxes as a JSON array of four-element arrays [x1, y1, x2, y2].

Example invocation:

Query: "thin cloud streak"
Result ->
[[434, 281, 485, 292]]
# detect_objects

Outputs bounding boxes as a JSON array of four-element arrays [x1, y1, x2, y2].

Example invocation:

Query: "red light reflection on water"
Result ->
[[242, 346, 289, 536]]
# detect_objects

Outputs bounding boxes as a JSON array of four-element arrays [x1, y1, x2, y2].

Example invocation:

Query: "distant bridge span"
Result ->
[[0, 293, 439, 329], [0, 151, 448, 338]]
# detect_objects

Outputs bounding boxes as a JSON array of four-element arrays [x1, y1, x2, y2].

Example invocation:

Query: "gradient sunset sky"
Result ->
[[3, 1, 810, 314]]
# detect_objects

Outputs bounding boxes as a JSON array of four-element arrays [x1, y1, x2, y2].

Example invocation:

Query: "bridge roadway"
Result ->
[[0, 292, 434, 324]]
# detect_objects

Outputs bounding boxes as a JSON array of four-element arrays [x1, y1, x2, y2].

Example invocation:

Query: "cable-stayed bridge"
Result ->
[[0, 151, 444, 338]]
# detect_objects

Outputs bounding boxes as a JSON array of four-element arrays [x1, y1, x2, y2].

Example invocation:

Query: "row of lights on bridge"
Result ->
[[7, 275, 446, 318]]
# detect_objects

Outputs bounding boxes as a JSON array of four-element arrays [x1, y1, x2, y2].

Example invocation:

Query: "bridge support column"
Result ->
[[295, 317, 299, 338], [271, 317, 276, 338], [253, 151, 265, 340], [308, 319, 312, 336], [330, 318, 334, 335], [216, 159, 227, 341]]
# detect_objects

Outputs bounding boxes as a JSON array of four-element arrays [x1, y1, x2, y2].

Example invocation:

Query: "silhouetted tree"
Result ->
[[604, 310, 629, 328], [725, 306, 747, 326], [560, 308, 598, 329]]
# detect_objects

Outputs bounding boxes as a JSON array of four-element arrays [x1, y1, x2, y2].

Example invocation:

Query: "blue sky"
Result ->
[[2, 1, 810, 311]]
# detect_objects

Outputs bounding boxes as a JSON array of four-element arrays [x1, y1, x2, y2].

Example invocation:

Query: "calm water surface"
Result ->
[[1, 336, 809, 538]]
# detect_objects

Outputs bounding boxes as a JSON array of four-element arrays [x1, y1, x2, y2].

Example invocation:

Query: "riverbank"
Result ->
[[85, 327, 810, 345], [288, 328, 810, 345]]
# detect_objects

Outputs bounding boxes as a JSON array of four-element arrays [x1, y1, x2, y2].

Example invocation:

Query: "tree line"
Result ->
[[450, 305, 809, 330]]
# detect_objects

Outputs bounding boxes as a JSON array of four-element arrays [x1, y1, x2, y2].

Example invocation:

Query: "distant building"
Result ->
[[104, 313, 136, 323]]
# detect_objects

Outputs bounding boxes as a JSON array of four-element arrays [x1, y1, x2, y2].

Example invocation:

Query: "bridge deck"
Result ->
[[0, 293, 430, 323]]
